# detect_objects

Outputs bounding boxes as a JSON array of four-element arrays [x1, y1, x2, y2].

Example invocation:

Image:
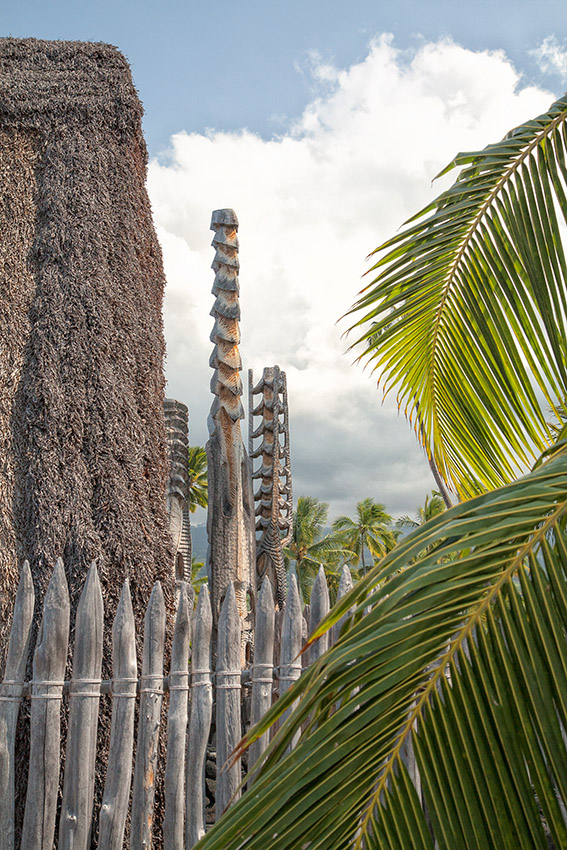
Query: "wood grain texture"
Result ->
[[131, 582, 166, 850], [98, 580, 138, 850], [309, 565, 330, 665], [186, 586, 212, 848], [21, 558, 70, 850], [0, 562, 34, 850], [59, 563, 104, 850], [248, 577, 275, 779], [215, 583, 241, 819], [163, 582, 192, 850]]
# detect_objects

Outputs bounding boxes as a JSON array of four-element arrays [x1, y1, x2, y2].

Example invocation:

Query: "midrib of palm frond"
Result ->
[[354, 489, 567, 848]]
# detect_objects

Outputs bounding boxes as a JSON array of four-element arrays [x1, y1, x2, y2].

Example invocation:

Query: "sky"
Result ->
[[3, 1, 567, 523]]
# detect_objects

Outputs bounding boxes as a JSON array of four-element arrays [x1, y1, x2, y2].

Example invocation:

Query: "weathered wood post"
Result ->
[[206, 209, 256, 663], [309, 565, 330, 665], [0, 562, 34, 850], [249, 577, 275, 779], [21, 559, 70, 850], [331, 564, 354, 646], [131, 582, 166, 849], [98, 581, 137, 850], [186, 587, 213, 847], [59, 563, 104, 850], [215, 583, 242, 819], [164, 582, 192, 850], [279, 572, 302, 750]]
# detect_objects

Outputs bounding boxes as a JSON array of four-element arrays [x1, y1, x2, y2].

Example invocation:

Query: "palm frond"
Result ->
[[196, 448, 567, 850], [346, 95, 567, 499], [188, 445, 208, 512]]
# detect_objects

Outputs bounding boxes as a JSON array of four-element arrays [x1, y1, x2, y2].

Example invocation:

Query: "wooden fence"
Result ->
[[0, 559, 354, 850]]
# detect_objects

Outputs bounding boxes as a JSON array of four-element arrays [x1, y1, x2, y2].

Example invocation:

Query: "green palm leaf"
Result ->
[[188, 445, 208, 512], [196, 448, 567, 849], [347, 95, 567, 499]]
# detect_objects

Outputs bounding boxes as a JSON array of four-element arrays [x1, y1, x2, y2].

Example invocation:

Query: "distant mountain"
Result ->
[[191, 523, 208, 563]]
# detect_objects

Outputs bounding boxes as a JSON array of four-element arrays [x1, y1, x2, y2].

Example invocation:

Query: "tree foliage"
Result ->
[[187, 445, 208, 512], [284, 496, 353, 599], [396, 490, 446, 532], [332, 498, 396, 574]]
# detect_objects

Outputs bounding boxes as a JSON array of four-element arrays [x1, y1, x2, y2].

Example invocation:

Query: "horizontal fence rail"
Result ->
[[0, 560, 354, 849]]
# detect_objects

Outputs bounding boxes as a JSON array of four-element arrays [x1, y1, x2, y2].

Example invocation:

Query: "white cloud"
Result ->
[[148, 35, 554, 521], [530, 35, 567, 81]]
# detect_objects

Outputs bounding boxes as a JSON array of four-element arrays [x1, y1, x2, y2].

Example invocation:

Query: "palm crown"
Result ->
[[332, 498, 395, 574]]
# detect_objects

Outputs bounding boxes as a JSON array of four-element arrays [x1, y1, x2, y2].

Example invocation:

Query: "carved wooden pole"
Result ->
[[206, 209, 255, 663], [249, 366, 293, 608], [164, 398, 192, 583]]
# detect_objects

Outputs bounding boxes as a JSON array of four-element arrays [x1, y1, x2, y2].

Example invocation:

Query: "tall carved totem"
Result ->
[[249, 366, 293, 608], [164, 398, 192, 583], [206, 209, 256, 660]]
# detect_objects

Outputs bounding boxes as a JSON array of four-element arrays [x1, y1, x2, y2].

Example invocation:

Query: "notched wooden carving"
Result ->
[[249, 366, 293, 609], [206, 209, 255, 664]]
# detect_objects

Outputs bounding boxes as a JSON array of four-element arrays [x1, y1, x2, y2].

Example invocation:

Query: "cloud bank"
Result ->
[[148, 36, 554, 521], [531, 35, 567, 81]]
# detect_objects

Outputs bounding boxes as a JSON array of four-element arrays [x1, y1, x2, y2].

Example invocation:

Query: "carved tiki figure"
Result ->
[[249, 366, 293, 609], [164, 398, 192, 583], [206, 209, 256, 663]]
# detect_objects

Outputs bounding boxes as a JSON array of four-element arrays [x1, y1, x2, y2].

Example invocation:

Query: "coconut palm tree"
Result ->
[[396, 489, 446, 531], [332, 498, 396, 574], [284, 496, 352, 599], [196, 94, 567, 850], [187, 445, 208, 512]]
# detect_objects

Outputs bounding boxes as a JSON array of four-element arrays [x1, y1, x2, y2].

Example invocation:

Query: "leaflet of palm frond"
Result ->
[[195, 447, 567, 850], [346, 93, 567, 498]]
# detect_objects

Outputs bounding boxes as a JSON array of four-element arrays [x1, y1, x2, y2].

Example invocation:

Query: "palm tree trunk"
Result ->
[[360, 532, 366, 576], [415, 398, 454, 509], [428, 453, 453, 509]]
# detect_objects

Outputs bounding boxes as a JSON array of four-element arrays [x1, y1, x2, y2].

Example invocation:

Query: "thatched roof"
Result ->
[[0, 38, 143, 131], [0, 35, 174, 611], [1, 37, 177, 844]]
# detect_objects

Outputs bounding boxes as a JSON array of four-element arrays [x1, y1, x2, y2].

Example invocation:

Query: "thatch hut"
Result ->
[[0, 35, 174, 641], [0, 37, 175, 841]]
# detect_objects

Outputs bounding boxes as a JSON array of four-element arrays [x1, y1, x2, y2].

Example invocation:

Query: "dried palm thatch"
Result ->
[[0, 37, 175, 844]]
